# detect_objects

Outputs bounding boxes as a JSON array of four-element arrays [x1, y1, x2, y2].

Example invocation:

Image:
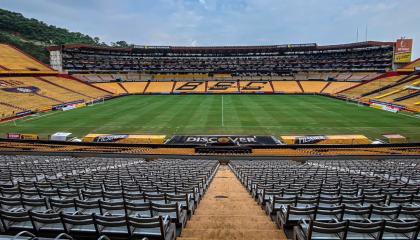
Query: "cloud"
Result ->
[[1, 0, 419, 58]]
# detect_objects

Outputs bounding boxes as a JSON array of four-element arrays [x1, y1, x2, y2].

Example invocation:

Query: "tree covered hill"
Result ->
[[0, 8, 101, 63]]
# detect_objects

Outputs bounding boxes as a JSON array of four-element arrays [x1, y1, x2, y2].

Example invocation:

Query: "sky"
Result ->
[[1, 0, 419, 59]]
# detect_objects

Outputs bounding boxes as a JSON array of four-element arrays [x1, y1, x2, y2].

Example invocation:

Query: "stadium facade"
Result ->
[[48, 41, 395, 74]]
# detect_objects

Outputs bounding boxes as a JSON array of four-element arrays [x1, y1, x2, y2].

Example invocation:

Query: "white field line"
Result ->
[[21, 111, 61, 122], [399, 112, 420, 119], [221, 95, 224, 127]]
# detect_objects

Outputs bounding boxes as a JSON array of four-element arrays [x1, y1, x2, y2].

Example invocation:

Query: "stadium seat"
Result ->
[[144, 82, 175, 94], [0, 44, 54, 73], [294, 220, 348, 240]]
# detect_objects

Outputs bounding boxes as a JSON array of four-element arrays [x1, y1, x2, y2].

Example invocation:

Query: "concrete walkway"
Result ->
[[177, 165, 287, 240]]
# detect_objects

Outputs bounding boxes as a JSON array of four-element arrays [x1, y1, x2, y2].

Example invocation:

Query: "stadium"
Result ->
[[0, 3, 419, 240]]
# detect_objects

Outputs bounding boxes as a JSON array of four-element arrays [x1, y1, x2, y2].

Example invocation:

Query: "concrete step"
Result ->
[[181, 229, 285, 240]]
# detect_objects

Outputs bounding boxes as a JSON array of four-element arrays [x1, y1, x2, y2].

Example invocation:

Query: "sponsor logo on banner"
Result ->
[[7, 133, 21, 139], [394, 39, 413, 63], [1, 86, 40, 93], [16, 110, 32, 116], [166, 135, 282, 146], [382, 105, 399, 113], [369, 101, 402, 113], [295, 136, 327, 144], [62, 105, 76, 111], [93, 134, 129, 143]]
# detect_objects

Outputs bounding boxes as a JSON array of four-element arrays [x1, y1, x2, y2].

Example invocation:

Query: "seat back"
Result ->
[[127, 216, 165, 238], [61, 212, 96, 234], [347, 220, 385, 239], [384, 220, 420, 238], [29, 211, 63, 232], [0, 209, 32, 231], [316, 205, 345, 221], [308, 220, 348, 240], [21, 197, 48, 212]]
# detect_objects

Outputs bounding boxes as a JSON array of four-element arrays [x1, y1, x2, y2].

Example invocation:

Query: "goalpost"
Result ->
[[89, 97, 105, 107]]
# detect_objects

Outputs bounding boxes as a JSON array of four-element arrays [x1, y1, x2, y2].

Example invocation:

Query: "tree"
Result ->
[[0, 8, 103, 63]]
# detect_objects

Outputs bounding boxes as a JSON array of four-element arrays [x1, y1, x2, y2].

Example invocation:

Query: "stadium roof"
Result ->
[[48, 41, 395, 54]]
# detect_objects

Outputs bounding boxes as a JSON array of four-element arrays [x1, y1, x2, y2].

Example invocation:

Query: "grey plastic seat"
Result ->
[[98, 200, 125, 216], [94, 214, 127, 238], [30, 210, 65, 235], [277, 205, 317, 228], [0, 209, 33, 234], [124, 201, 152, 218], [294, 220, 347, 240], [343, 204, 372, 221], [61, 212, 97, 237], [48, 198, 76, 214], [369, 205, 400, 221], [127, 216, 175, 240], [316, 205, 345, 221], [346, 220, 385, 240], [382, 220, 420, 240]]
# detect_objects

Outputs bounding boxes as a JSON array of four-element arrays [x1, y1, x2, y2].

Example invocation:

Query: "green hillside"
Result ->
[[0, 8, 99, 63]]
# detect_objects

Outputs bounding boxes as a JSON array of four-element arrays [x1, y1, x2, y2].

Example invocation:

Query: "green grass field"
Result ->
[[1, 95, 419, 142]]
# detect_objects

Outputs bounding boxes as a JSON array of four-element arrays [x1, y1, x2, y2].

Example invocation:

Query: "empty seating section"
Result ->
[[229, 159, 420, 239], [336, 73, 353, 81], [0, 78, 60, 113], [0, 76, 109, 118], [399, 97, 420, 112], [372, 80, 420, 102], [206, 81, 238, 93], [3, 77, 82, 103], [300, 81, 328, 93], [0, 103, 23, 119], [401, 59, 420, 70], [73, 72, 381, 85], [154, 74, 209, 81], [93, 83, 127, 95], [74, 74, 134, 83], [340, 73, 420, 111], [145, 82, 175, 94], [76, 80, 360, 95], [340, 75, 404, 99], [0, 44, 53, 73], [74, 74, 104, 82], [322, 82, 359, 94], [121, 82, 148, 94], [0, 156, 219, 240], [295, 72, 378, 82], [60, 43, 394, 74], [42, 76, 110, 99], [239, 81, 273, 93], [272, 81, 302, 93], [173, 81, 206, 93]]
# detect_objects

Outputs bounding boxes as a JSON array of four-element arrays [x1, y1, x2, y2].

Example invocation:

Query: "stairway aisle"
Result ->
[[178, 165, 287, 240]]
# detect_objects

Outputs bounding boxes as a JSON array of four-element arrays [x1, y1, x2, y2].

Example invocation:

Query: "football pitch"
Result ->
[[1, 95, 419, 142]]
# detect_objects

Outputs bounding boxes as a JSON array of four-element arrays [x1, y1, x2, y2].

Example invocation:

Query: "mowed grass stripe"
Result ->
[[0, 95, 419, 142]]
